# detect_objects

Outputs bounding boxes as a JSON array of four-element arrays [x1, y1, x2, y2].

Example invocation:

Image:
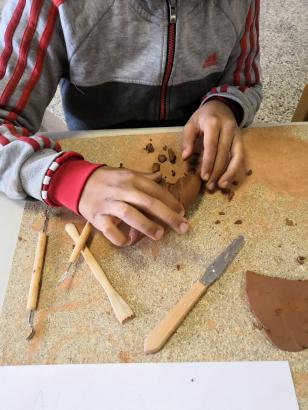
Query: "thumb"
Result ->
[[181, 120, 199, 160]]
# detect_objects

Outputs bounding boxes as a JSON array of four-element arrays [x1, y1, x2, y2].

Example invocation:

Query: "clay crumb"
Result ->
[[252, 321, 264, 331], [163, 145, 167, 151], [158, 154, 167, 163], [145, 143, 154, 153], [152, 163, 160, 173], [18, 236, 23, 241], [234, 219, 243, 225], [285, 218, 295, 226], [246, 169, 253, 176], [278, 244, 282, 248], [228, 190, 235, 201], [119, 163, 123, 168], [219, 211, 225, 215], [176, 264, 181, 271], [171, 170, 176, 176], [168, 148, 177, 164], [297, 256, 305, 265], [232, 181, 239, 186], [214, 220, 221, 224]]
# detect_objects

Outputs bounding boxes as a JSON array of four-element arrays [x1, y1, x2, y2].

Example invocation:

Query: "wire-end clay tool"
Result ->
[[26, 210, 49, 341]]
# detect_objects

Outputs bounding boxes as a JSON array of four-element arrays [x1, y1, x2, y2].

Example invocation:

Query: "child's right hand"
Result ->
[[78, 167, 188, 247]]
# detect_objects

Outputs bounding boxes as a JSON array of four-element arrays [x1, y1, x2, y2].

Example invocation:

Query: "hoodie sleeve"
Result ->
[[201, 0, 262, 127], [0, 0, 97, 211]]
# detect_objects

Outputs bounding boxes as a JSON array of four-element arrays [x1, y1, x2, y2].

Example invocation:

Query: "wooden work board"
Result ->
[[0, 124, 307, 407]]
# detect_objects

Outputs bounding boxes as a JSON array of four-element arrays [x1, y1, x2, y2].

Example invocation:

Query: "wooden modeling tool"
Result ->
[[144, 235, 245, 354], [65, 223, 135, 324], [58, 221, 92, 284], [26, 210, 49, 341]]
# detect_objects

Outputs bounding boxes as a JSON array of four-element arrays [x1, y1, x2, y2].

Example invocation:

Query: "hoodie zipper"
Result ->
[[159, 0, 177, 120]]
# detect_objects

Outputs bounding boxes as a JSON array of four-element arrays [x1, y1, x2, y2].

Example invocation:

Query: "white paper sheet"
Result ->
[[0, 361, 298, 410]]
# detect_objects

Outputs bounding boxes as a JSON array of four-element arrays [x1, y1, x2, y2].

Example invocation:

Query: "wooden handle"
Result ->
[[65, 223, 135, 324], [144, 281, 208, 354], [69, 221, 92, 264], [26, 232, 47, 311]]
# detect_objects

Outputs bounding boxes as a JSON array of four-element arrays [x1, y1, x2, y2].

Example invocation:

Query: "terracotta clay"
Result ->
[[246, 271, 308, 352]]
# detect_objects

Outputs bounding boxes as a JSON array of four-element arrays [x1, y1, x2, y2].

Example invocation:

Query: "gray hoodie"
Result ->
[[0, 0, 261, 204]]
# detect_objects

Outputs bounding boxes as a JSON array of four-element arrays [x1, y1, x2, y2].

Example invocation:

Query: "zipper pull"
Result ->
[[168, 0, 177, 24]]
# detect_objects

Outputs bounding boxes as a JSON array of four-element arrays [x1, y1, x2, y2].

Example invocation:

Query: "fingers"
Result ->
[[200, 118, 220, 182], [103, 201, 166, 240], [93, 214, 130, 247], [134, 175, 184, 214], [181, 120, 199, 160], [218, 134, 245, 189], [205, 121, 235, 190]]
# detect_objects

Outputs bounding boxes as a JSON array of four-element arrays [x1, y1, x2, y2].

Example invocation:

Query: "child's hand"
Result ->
[[78, 167, 188, 247], [181, 99, 245, 190]]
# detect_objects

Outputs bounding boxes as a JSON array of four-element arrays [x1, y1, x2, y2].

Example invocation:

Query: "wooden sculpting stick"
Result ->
[[59, 221, 92, 283], [65, 223, 135, 324]]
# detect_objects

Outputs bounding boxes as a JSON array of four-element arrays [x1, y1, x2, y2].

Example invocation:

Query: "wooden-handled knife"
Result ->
[[144, 235, 245, 354]]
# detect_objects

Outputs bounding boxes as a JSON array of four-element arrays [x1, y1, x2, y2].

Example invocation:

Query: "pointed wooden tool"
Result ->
[[65, 223, 135, 324]]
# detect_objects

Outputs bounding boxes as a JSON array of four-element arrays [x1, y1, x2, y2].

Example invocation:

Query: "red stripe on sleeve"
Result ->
[[4, 122, 41, 150], [52, 0, 65, 6], [0, 0, 44, 105], [5, 3, 59, 123], [252, 0, 260, 84], [0, 0, 26, 79], [0, 134, 10, 146], [244, 6, 255, 86], [15, 135, 40, 151], [233, 5, 253, 86], [38, 134, 51, 148]]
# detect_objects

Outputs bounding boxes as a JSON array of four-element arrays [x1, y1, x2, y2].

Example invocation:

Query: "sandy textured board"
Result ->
[[0, 125, 307, 407]]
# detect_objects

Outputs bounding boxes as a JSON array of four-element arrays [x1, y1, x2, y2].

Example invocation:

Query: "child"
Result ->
[[0, 0, 261, 246]]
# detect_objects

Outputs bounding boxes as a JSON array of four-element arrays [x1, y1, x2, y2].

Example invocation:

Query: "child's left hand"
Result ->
[[181, 99, 245, 191]]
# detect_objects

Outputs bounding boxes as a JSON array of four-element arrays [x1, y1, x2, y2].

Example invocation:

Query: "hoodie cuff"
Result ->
[[46, 157, 105, 214]]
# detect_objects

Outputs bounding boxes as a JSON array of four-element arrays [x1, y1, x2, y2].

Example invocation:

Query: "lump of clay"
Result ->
[[245, 271, 308, 352], [164, 174, 201, 209]]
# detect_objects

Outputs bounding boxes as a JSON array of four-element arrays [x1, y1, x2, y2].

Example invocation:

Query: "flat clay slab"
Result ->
[[246, 271, 308, 352]]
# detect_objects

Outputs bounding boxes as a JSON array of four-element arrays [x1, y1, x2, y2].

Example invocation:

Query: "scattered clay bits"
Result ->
[[168, 148, 177, 164], [152, 163, 160, 173], [171, 170, 176, 176], [285, 218, 295, 226], [119, 163, 123, 168], [296, 256, 305, 265], [234, 220, 243, 225], [163, 145, 167, 151], [158, 154, 167, 163], [228, 190, 235, 201], [176, 264, 181, 271], [246, 169, 253, 176], [232, 181, 239, 186], [145, 143, 154, 153], [246, 271, 308, 352], [214, 220, 221, 224], [219, 211, 225, 215]]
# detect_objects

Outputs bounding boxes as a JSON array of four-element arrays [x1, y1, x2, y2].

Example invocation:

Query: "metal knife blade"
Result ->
[[200, 235, 245, 286]]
